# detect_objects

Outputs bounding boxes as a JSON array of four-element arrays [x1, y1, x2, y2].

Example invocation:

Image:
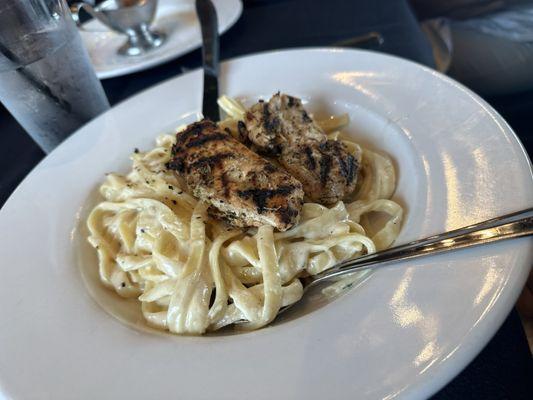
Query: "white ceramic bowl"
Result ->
[[0, 48, 531, 399]]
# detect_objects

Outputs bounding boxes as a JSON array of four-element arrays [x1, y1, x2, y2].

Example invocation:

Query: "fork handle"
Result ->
[[310, 207, 533, 286]]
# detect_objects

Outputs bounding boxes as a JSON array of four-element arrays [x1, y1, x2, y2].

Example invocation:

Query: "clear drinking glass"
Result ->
[[0, 0, 110, 153]]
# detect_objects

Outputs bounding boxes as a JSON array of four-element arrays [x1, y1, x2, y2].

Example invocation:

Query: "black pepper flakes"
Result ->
[[121, 282, 126, 288], [172, 200, 177, 205], [140, 228, 145, 233], [168, 185, 174, 190], [134, 148, 139, 154]]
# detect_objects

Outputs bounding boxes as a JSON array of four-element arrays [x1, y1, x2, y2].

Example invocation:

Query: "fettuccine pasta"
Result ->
[[87, 97, 403, 335]]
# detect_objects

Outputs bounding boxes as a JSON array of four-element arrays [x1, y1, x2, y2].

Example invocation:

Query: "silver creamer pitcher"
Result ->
[[72, 0, 166, 56]]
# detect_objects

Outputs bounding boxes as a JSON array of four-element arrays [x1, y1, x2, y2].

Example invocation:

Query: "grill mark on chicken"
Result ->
[[166, 157, 185, 173], [287, 95, 297, 108], [175, 123, 205, 145], [187, 152, 233, 172], [319, 153, 332, 186], [237, 120, 247, 139], [349, 157, 357, 184], [320, 140, 358, 185], [237, 185, 295, 214], [339, 154, 353, 181], [261, 103, 282, 141], [304, 145, 316, 170], [237, 120, 252, 146], [272, 144, 282, 156], [168, 119, 303, 230], [221, 172, 230, 197], [186, 132, 228, 148], [262, 103, 270, 124], [264, 164, 277, 173], [338, 153, 357, 184], [301, 110, 312, 123]]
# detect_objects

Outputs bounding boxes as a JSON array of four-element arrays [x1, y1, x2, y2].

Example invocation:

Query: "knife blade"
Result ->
[[195, 0, 220, 121]]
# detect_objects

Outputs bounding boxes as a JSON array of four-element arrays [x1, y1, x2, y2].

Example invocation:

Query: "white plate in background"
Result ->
[[0, 48, 531, 399], [80, 0, 242, 79]]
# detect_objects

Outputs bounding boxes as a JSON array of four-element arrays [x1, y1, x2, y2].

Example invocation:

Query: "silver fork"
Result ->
[[279, 207, 533, 316]]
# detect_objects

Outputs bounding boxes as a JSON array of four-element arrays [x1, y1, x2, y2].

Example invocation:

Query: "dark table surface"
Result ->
[[0, 0, 531, 398]]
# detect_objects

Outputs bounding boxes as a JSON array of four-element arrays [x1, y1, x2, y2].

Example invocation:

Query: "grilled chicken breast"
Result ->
[[167, 120, 304, 231], [244, 93, 358, 204]]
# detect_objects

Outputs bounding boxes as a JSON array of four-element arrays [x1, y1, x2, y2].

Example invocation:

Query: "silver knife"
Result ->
[[195, 0, 220, 121]]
